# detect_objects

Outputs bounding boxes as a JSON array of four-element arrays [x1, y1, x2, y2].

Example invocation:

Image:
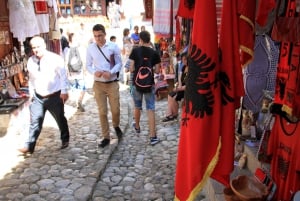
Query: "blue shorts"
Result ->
[[69, 79, 86, 91], [132, 86, 155, 110]]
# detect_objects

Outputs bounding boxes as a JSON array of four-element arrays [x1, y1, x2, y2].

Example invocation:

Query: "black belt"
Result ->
[[97, 79, 118, 84], [35, 90, 61, 99]]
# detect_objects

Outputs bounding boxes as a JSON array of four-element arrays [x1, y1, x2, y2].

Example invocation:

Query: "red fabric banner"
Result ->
[[144, 0, 153, 19], [255, 0, 276, 27], [211, 0, 245, 185], [175, 1, 221, 200], [267, 116, 300, 201], [273, 0, 300, 118], [175, 0, 245, 200], [177, 0, 194, 19]]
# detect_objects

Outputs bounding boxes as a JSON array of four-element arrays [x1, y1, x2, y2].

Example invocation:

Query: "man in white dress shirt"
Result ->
[[86, 24, 123, 148], [18, 36, 70, 155]]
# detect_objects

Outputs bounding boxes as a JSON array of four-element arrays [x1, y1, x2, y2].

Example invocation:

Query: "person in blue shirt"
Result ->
[[130, 25, 140, 46]]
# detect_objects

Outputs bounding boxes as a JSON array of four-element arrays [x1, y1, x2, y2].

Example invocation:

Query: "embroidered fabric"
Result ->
[[8, 0, 40, 42], [153, 0, 179, 35]]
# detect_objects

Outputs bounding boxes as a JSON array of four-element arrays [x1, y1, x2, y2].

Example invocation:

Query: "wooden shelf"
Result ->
[[59, 4, 71, 6], [58, 0, 73, 16], [58, 0, 105, 16], [0, 1, 12, 59]]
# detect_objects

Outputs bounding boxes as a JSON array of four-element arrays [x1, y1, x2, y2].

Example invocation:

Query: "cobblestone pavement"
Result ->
[[0, 83, 209, 201], [92, 89, 181, 201]]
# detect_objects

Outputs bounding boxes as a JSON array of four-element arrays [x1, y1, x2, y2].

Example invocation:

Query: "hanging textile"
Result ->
[[211, 0, 245, 185], [8, 0, 40, 43], [238, 0, 256, 67], [144, 0, 153, 19], [176, 0, 194, 19], [176, 0, 194, 53], [256, 0, 276, 27], [273, 0, 300, 118], [267, 115, 300, 201], [153, 0, 179, 36], [243, 35, 279, 114], [175, 1, 220, 199], [35, 0, 52, 34], [33, 0, 48, 14], [174, 0, 245, 200]]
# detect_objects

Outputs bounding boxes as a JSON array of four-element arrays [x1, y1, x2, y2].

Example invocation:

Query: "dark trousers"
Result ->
[[25, 92, 70, 152]]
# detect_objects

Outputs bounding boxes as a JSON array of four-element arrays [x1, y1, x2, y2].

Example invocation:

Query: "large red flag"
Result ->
[[175, 1, 222, 200], [211, 0, 245, 185], [175, 0, 245, 199]]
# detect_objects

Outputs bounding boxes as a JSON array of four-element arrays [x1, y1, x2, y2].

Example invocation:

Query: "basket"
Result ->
[[230, 175, 268, 201]]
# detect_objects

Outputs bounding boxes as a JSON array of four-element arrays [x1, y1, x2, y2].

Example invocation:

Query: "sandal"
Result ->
[[162, 115, 177, 122]]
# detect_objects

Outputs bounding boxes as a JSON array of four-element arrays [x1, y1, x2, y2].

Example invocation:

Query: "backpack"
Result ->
[[68, 47, 82, 72], [134, 50, 154, 93]]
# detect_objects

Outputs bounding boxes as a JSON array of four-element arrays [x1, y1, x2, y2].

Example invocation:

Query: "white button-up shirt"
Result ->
[[86, 41, 122, 82], [27, 50, 69, 97]]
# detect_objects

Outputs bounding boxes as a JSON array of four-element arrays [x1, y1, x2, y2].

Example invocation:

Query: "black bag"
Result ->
[[134, 51, 154, 92], [68, 47, 82, 72]]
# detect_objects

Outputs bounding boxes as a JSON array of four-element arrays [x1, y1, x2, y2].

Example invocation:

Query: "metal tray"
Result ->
[[0, 105, 17, 114], [0, 98, 27, 107]]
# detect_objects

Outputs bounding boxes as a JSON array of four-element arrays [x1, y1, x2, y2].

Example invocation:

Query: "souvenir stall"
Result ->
[[235, 0, 300, 200], [253, 1, 300, 200], [173, 0, 300, 201], [152, 0, 182, 98], [0, 0, 60, 136]]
